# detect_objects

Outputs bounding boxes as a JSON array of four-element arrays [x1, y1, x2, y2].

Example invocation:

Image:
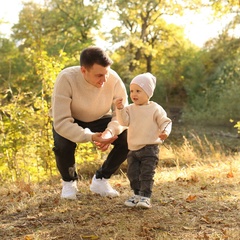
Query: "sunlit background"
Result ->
[[0, 0, 238, 48]]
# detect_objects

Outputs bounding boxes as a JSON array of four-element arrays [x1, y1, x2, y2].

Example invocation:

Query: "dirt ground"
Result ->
[[1, 159, 240, 240]]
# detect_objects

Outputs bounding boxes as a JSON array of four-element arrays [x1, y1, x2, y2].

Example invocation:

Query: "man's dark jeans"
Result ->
[[52, 117, 128, 181]]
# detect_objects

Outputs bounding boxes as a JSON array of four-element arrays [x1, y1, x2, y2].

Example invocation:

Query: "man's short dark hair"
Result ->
[[80, 46, 113, 69]]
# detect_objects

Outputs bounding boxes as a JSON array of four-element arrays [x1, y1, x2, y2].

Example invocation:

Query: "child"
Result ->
[[115, 73, 172, 209]]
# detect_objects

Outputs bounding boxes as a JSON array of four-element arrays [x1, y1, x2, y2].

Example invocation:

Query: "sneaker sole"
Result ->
[[90, 187, 119, 197], [124, 202, 137, 207], [61, 195, 77, 200], [136, 203, 152, 209]]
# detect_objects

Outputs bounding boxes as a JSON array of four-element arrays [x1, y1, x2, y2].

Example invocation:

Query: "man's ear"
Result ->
[[80, 66, 86, 74]]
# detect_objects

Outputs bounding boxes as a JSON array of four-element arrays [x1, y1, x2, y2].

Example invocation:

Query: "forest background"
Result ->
[[0, 0, 240, 183]]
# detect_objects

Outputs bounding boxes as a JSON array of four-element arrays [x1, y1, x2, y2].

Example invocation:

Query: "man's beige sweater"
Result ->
[[50, 66, 128, 143], [116, 102, 172, 151]]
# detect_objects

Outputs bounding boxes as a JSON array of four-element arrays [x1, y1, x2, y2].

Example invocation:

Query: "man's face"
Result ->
[[81, 64, 110, 88]]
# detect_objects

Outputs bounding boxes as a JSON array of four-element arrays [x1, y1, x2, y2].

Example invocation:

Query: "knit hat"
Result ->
[[130, 72, 156, 98]]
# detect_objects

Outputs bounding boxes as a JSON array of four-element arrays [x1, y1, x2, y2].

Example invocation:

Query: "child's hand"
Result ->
[[101, 129, 113, 139], [115, 98, 124, 110], [159, 131, 168, 141]]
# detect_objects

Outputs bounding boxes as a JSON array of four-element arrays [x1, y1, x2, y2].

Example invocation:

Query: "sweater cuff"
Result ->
[[106, 128, 115, 136], [85, 133, 94, 142]]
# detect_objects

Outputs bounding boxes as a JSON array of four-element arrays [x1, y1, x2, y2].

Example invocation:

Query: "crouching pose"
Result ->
[[50, 46, 129, 199]]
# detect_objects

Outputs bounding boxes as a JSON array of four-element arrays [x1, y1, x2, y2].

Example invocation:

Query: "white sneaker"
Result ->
[[124, 195, 140, 207], [136, 197, 152, 209], [61, 180, 78, 200], [90, 175, 119, 197]]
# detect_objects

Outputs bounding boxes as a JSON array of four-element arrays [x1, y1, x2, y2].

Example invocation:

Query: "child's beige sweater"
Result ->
[[50, 66, 128, 143], [116, 102, 172, 151]]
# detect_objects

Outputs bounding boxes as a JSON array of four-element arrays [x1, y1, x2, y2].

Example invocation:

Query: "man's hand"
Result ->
[[92, 132, 118, 151], [94, 142, 110, 151]]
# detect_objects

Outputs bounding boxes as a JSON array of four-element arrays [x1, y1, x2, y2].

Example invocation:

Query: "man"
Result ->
[[50, 46, 128, 199]]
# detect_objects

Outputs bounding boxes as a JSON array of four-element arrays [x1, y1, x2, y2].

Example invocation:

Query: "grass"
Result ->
[[1, 125, 240, 240]]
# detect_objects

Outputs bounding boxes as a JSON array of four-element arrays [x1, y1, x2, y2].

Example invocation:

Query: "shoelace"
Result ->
[[127, 196, 136, 202], [140, 198, 150, 205]]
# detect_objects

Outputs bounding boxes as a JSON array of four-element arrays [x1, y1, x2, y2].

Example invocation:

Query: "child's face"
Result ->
[[130, 84, 149, 105]]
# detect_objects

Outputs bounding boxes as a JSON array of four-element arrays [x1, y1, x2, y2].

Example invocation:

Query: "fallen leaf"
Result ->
[[227, 171, 234, 178], [81, 235, 99, 239], [24, 235, 34, 240], [200, 217, 211, 224], [200, 185, 207, 190], [182, 226, 199, 230], [186, 195, 197, 202]]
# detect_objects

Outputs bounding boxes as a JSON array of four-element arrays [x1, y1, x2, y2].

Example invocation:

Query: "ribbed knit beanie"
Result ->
[[130, 72, 156, 98]]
